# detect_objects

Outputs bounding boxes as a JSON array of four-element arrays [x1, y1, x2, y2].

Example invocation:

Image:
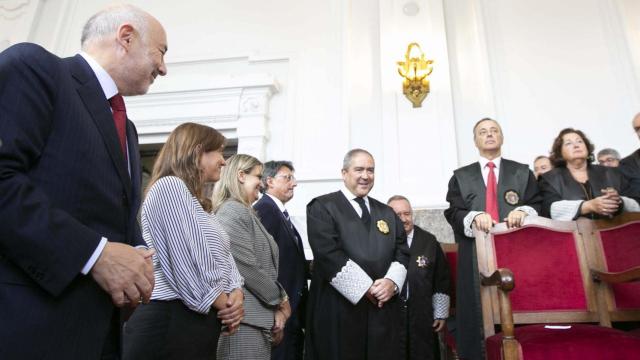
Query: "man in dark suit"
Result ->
[[620, 113, 640, 192], [388, 195, 450, 360], [254, 160, 308, 360], [305, 149, 410, 360], [444, 118, 541, 360], [0, 4, 167, 359]]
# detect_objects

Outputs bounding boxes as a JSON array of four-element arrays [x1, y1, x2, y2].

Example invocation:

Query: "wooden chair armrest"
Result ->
[[592, 266, 640, 284], [481, 268, 515, 292], [480, 268, 516, 339]]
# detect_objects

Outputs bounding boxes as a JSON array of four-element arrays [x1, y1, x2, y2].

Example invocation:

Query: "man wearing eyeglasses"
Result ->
[[597, 148, 621, 168], [620, 113, 640, 193], [254, 161, 308, 360]]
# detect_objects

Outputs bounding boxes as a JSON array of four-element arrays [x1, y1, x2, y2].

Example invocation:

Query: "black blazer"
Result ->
[[0, 43, 144, 358], [254, 194, 308, 318]]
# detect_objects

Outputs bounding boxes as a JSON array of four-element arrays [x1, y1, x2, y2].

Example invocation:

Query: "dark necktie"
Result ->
[[283, 209, 302, 250], [354, 197, 371, 227], [485, 161, 499, 221], [109, 94, 128, 161]]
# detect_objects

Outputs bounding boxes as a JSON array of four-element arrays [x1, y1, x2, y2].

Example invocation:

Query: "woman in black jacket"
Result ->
[[539, 128, 640, 220]]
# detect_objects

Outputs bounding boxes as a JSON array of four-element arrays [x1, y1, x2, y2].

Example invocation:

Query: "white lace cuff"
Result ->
[[433, 292, 450, 319], [330, 259, 373, 304], [514, 205, 537, 216], [550, 200, 582, 220], [622, 196, 640, 212], [383, 261, 407, 291], [463, 211, 484, 237]]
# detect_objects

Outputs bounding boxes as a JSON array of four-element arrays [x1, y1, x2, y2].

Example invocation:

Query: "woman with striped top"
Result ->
[[213, 154, 291, 360], [123, 123, 244, 360]]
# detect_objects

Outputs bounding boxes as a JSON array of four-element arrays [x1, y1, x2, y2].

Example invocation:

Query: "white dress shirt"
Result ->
[[79, 52, 132, 274], [340, 186, 370, 217]]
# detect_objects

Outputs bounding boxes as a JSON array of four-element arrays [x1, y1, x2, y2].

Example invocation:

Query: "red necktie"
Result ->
[[109, 94, 128, 160], [485, 161, 499, 221]]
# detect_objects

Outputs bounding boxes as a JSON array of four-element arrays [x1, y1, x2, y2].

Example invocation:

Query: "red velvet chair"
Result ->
[[579, 213, 640, 334], [439, 242, 459, 359], [475, 216, 640, 360]]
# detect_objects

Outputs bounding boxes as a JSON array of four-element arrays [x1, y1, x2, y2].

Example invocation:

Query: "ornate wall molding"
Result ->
[[0, 0, 41, 50], [126, 74, 279, 160]]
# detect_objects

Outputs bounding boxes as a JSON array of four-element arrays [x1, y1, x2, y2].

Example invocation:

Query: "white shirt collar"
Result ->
[[79, 52, 118, 100], [406, 228, 414, 247], [266, 193, 287, 213], [340, 185, 369, 205], [479, 156, 502, 170]]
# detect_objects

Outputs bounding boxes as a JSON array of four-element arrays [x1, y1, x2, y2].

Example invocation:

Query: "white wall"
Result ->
[[446, 0, 640, 168], [2, 0, 639, 219]]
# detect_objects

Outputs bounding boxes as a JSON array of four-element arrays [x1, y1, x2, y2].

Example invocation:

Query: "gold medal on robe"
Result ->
[[416, 255, 428, 268], [504, 189, 520, 205], [376, 220, 389, 234]]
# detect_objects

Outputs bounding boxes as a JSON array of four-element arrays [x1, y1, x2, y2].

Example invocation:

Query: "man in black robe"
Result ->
[[444, 118, 541, 360], [620, 113, 640, 192], [305, 149, 410, 360], [388, 195, 450, 360]]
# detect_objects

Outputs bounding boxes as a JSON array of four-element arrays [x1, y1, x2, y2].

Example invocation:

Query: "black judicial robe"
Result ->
[[444, 159, 541, 360], [305, 191, 410, 360], [539, 165, 640, 219], [401, 226, 450, 360], [620, 150, 640, 197]]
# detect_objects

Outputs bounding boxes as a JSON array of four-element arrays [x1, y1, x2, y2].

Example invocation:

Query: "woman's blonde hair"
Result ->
[[147, 122, 225, 212], [212, 154, 262, 212]]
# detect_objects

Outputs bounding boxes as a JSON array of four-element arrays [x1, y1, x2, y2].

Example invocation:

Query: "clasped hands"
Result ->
[[365, 278, 397, 308], [473, 209, 528, 233], [271, 299, 291, 346], [583, 188, 621, 217], [214, 288, 245, 336]]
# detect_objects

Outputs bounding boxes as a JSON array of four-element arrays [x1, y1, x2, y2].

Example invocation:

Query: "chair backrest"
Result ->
[[475, 216, 602, 337], [579, 212, 640, 322], [440, 242, 458, 314]]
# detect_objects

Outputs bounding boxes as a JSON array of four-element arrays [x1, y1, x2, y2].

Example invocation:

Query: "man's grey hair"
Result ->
[[534, 155, 549, 163], [597, 148, 621, 160], [81, 4, 149, 48], [387, 195, 411, 207], [342, 148, 374, 170], [472, 117, 501, 138], [261, 160, 294, 192]]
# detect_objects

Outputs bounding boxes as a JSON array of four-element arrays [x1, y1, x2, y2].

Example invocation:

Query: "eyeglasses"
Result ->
[[599, 157, 619, 165], [274, 174, 296, 182]]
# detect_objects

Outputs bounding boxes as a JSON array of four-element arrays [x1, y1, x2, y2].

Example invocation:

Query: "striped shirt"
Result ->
[[142, 176, 243, 314]]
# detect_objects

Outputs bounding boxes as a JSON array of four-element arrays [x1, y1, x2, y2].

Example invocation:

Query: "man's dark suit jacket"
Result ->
[[0, 43, 144, 358], [254, 194, 308, 360], [401, 226, 450, 360], [620, 149, 640, 195]]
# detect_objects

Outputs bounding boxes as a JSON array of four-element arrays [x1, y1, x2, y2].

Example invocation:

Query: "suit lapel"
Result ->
[[127, 121, 141, 214], [265, 195, 304, 254], [68, 55, 132, 200]]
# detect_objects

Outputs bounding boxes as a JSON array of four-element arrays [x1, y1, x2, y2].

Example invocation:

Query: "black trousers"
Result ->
[[122, 300, 221, 360]]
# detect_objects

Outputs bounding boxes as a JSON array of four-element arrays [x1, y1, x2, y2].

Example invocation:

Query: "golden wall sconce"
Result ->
[[397, 42, 433, 108]]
